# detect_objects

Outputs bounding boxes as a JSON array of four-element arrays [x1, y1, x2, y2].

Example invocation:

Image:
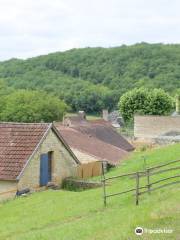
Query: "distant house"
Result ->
[[63, 111, 87, 127], [63, 110, 124, 128], [102, 109, 124, 128], [0, 123, 79, 200]]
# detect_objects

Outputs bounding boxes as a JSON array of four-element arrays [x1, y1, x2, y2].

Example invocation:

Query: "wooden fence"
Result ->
[[101, 159, 180, 206]]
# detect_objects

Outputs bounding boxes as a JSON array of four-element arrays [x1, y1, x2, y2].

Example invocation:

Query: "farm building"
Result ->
[[0, 122, 79, 200], [74, 120, 134, 151], [62, 112, 134, 152], [0, 116, 134, 200], [55, 125, 129, 178], [63, 110, 124, 128], [56, 113, 134, 178]]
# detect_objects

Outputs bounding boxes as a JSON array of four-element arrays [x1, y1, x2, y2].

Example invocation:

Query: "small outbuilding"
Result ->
[[55, 124, 130, 178], [74, 119, 134, 151], [0, 122, 79, 200]]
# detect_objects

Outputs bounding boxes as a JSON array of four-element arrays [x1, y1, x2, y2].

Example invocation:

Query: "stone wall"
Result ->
[[18, 129, 78, 191], [62, 178, 102, 191], [0, 181, 17, 200], [134, 116, 180, 140]]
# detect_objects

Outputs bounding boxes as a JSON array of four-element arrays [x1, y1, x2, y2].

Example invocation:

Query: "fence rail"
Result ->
[[101, 159, 180, 206]]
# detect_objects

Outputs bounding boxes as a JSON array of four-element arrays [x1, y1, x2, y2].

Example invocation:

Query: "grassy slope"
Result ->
[[0, 144, 179, 240]]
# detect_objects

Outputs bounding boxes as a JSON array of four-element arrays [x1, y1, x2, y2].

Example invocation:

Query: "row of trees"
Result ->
[[0, 81, 176, 123]]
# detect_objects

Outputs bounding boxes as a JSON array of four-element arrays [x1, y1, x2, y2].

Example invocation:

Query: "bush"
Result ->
[[0, 90, 69, 122], [119, 88, 173, 122]]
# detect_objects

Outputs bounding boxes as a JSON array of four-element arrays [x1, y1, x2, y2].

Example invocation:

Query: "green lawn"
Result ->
[[0, 144, 179, 240]]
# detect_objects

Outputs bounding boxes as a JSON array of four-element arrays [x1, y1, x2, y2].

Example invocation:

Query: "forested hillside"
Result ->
[[0, 43, 180, 113]]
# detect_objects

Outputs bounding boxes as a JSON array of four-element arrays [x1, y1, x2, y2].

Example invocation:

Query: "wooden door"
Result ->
[[40, 153, 52, 186]]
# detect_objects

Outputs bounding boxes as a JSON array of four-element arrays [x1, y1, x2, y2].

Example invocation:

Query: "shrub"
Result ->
[[0, 90, 69, 122], [119, 88, 173, 122]]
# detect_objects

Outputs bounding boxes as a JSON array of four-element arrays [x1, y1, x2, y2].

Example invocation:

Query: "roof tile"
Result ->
[[55, 125, 128, 165], [0, 123, 50, 180]]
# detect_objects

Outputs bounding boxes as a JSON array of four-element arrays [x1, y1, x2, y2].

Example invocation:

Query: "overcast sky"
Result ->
[[0, 0, 180, 60]]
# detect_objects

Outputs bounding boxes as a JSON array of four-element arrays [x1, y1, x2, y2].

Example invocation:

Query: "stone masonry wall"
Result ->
[[18, 129, 78, 191], [0, 181, 17, 200], [134, 116, 180, 140]]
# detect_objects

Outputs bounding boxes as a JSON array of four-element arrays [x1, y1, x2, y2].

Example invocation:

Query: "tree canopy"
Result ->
[[0, 43, 179, 113], [119, 88, 173, 122], [0, 90, 68, 122]]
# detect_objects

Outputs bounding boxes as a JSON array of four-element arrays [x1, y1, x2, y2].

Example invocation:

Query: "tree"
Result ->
[[119, 88, 173, 122], [1, 43, 180, 114], [147, 89, 173, 115], [65, 84, 116, 113], [0, 90, 69, 122]]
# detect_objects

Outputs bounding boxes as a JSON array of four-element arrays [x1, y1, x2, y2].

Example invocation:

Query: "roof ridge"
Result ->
[[65, 127, 128, 152], [16, 123, 53, 180], [56, 124, 129, 152], [0, 122, 50, 125]]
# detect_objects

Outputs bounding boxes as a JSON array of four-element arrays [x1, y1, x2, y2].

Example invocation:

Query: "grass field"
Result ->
[[0, 144, 179, 240]]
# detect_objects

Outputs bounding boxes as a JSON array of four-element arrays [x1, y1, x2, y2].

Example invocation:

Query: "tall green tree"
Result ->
[[119, 88, 173, 122], [147, 89, 173, 115]]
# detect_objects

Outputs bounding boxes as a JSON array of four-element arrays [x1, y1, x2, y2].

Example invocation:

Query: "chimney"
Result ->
[[78, 111, 86, 119], [176, 95, 180, 114], [102, 109, 109, 121]]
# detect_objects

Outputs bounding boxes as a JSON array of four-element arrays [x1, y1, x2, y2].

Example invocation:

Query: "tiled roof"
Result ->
[[55, 125, 128, 165], [63, 116, 134, 151], [88, 119, 112, 126], [0, 123, 50, 180], [75, 123, 134, 151]]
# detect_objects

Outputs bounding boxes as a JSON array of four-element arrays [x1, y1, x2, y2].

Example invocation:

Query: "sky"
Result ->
[[0, 0, 180, 60]]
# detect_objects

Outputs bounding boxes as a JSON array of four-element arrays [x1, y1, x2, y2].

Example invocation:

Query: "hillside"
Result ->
[[0, 143, 179, 240], [0, 43, 180, 112]]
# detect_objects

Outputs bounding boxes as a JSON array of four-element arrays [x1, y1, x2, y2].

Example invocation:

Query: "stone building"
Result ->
[[55, 124, 129, 178], [56, 113, 134, 177], [134, 98, 180, 143], [134, 115, 180, 143], [0, 122, 79, 200], [102, 109, 124, 128]]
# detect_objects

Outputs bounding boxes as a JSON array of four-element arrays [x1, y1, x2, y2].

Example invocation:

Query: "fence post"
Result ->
[[101, 162, 107, 206], [142, 155, 147, 170], [136, 172, 139, 205], [147, 169, 151, 194]]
